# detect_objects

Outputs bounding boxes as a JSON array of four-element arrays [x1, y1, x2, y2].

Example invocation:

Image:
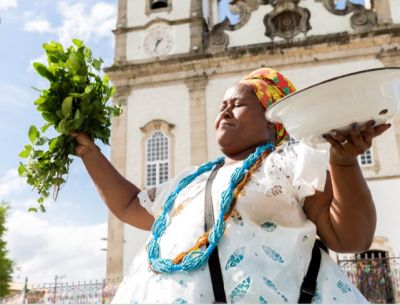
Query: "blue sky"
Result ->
[[0, 0, 237, 287], [0, 0, 118, 285]]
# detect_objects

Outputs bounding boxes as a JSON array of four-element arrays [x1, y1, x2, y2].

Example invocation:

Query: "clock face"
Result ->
[[143, 26, 174, 57]]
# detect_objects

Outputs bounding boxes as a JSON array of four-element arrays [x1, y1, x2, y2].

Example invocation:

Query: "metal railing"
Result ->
[[338, 255, 400, 304], [3, 256, 400, 304], [0, 277, 122, 304]]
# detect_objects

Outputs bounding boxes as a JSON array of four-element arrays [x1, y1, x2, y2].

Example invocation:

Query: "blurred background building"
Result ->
[[105, 0, 400, 303]]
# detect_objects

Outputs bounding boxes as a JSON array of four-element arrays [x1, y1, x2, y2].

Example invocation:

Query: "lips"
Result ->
[[219, 120, 236, 129]]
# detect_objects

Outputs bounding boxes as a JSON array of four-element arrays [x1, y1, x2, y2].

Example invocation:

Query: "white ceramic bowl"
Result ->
[[266, 68, 400, 145]]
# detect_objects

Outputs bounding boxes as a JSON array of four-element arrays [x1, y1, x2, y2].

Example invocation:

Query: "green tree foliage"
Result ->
[[18, 39, 122, 212], [0, 202, 14, 297]]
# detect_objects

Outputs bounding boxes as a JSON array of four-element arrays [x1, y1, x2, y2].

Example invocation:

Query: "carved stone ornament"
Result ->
[[207, 0, 269, 42], [317, 0, 377, 31], [140, 119, 175, 133], [228, 0, 261, 30], [263, 0, 311, 40], [350, 9, 377, 31], [207, 18, 232, 53]]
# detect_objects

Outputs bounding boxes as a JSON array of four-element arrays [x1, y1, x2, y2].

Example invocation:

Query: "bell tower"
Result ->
[[113, 0, 207, 63]]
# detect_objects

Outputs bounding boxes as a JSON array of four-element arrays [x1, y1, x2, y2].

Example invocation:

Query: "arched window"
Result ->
[[141, 120, 175, 188], [146, 131, 169, 187], [150, 0, 168, 10], [146, 0, 172, 15]]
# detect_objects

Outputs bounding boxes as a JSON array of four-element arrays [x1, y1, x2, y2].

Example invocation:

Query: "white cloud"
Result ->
[[24, 18, 52, 34], [56, 1, 116, 45], [0, 0, 17, 11], [23, 1, 117, 45], [0, 169, 27, 198], [6, 209, 108, 285], [0, 169, 109, 285]]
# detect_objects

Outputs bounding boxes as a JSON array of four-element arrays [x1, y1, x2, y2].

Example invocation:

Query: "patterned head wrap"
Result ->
[[239, 68, 296, 146]]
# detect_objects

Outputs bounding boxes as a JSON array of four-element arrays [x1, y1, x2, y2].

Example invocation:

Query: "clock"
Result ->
[[143, 26, 174, 57]]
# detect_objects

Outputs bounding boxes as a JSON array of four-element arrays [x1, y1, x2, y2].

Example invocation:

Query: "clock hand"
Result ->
[[154, 39, 162, 51]]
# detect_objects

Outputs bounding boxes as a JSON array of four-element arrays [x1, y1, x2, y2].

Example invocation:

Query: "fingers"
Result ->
[[324, 121, 392, 152], [373, 123, 391, 137], [349, 123, 368, 153], [324, 121, 392, 166], [69, 131, 93, 145], [329, 130, 347, 144], [358, 121, 391, 145], [323, 133, 345, 153], [362, 120, 375, 147]]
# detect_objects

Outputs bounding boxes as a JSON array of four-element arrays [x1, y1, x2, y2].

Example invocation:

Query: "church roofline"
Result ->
[[105, 24, 400, 74]]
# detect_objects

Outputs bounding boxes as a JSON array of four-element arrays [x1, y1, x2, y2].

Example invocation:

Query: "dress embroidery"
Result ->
[[230, 208, 244, 226], [265, 185, 283, 197], [229, 276, 252, 303], [172, 198, 191, 217], [260, 221, 277, 232], [147, 187, 157, 202], [225, 247, 246, 270], [262, 245, 284, 263], [262, 277, 288, 303], [112, 143, 367, 304]]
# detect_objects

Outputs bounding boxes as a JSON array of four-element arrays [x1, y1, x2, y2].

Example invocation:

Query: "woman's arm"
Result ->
[[303, 121, 391, 253], [71, 131, 154, 230]]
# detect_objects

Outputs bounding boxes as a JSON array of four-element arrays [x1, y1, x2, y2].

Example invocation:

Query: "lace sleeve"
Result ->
[[137, 186, 165, 217], [137, 166, 198, 217], [289, 143, 328, 205]]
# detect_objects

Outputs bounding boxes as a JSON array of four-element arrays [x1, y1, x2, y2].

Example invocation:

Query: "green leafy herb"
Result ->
[[19, 39, 122, 212]]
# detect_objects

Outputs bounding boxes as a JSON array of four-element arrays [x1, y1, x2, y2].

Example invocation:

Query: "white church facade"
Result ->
[[105, 0, 400, 302]]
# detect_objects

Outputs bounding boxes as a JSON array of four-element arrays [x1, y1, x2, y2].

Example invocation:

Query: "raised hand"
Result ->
[[323, 120, 391, 166], [70, 131, 99, 158]]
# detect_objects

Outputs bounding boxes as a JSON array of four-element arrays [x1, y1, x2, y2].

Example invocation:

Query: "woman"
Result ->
[[71, 68, 390, 303]]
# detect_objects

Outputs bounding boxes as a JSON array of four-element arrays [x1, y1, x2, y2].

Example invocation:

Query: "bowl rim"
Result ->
[[266, 66, 400, 122]]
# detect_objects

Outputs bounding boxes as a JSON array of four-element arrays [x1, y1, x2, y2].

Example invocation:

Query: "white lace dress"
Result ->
[[111, 143, 368, 304]]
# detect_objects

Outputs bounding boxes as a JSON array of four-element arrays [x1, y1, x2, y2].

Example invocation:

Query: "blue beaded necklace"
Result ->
[[147, 142, 275, 273]]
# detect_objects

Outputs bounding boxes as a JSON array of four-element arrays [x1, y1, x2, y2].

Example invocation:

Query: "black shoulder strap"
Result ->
[[205, 163, 227, 303], [205, 163, 320, 304], [298, 241, 321, 303]]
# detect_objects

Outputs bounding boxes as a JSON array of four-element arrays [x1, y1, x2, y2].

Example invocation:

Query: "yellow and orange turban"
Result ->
[[239, 68, 296, 146]]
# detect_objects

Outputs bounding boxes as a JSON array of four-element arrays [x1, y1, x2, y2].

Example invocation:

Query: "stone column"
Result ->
[[374, 0, 392, 25], [106, 89, 129, 280], [185, 75, 209, 165], [190, 0, 206, 53], [114, 0, 127, 63]]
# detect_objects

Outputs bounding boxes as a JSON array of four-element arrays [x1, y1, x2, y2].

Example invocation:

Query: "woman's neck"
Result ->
[[222, 140, 272, 166]]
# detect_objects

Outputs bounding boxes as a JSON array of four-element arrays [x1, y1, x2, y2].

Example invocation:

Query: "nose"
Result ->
[[221, 104, 233, 119], [215, 104, 233, 130]]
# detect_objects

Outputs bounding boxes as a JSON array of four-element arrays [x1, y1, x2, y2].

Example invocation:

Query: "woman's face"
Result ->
[[215, 83, 276, 157]]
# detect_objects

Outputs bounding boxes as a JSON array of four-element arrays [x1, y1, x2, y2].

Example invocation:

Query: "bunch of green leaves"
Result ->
[[18, 39, 122, 212]]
